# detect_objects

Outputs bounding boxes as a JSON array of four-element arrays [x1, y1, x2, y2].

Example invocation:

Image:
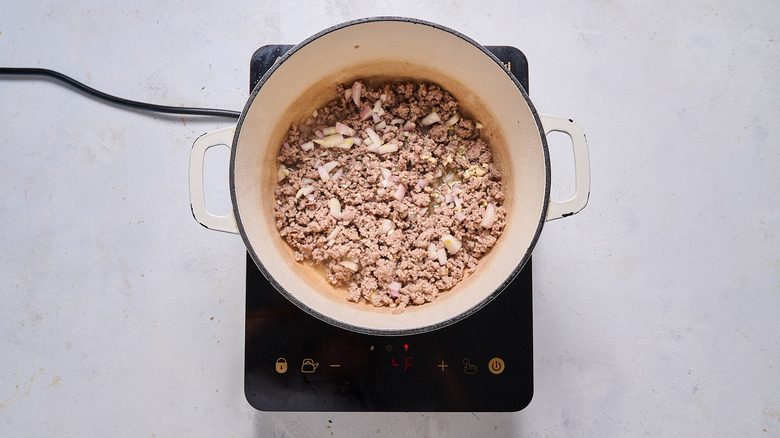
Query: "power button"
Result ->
[[488, 357, 505, 375]]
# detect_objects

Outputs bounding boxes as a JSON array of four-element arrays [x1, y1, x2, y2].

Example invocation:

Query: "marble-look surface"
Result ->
[[1, 1, 778, 436]]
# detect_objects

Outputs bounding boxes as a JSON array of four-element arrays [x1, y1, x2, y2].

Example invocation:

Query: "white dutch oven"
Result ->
[[189, 17, 590, 335]]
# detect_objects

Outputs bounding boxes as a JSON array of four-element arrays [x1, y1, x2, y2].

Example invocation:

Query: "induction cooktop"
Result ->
[[244, 45, 533, 412]]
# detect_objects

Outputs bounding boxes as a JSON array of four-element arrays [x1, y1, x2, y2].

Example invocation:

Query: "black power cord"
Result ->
[[0, 67, 241, 119]]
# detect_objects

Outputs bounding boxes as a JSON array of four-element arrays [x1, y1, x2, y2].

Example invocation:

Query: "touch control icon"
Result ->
[[301, 358, 319, 373], [275, 358, 288, 374], [488, 357, 505, 375], [463, 358, 478, 375]]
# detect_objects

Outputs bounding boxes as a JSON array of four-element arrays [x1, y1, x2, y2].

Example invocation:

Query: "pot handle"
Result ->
[[189, 126, 239, 234], [540, 114, 591, 221]]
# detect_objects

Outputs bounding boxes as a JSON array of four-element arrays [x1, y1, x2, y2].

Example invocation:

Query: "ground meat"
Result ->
[[274, 80, 507, 310]]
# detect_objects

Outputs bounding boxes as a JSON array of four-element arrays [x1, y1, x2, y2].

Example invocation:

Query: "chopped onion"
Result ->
[[317, 166, 330, 181], [437, 248, 448, 265], [329, 198, 342, 219], [403, 121, 416, 131], [323, 161, 340, 173], [389, 289, 399, 298], [326, 226, 343, 242], [380, 93, 387, 103], [315, 129, 324, 138], [388, 281, 401, 296], [378, 143, 399, 154], [301, 178, 315, 185], [339, 260, 359, 271], [421, 111, 441, 126], [340, 209, 355, 221], [352, 81, 363, 106], [322, 126, 337, 136], [352, 136, 362, 146], [366, 143, 380, 153], [372, 100, 385, 116], [277, 165, 289, 182], [441, 234, 462, 254], [331, 168, 344, 182], [454, 196, 462, 208], [427, 243, 438, 260], [295, 185, 314, 199], [300, 141, 314, 151], [377, 188, 386, 196], [344, 88, 352, 101], [393, 184, 406, 201], [445, 113, 460, 126], [380, 167, 391, 181], [375, 121, 387, 131], [306, 194, 315, 201], [379, 179, 389, 188], [444, 194, 453, 204], [481, 203, 496, 228], [417, 179, 427, 188], [335, 122, 355, 136], [379, 219, 393, 235], [371, 112, 381, 123], [313, 133, 345, 148], [455, 211, 466, 221], [334, 137, 354, 149], [390, 118, 404, 125], [388, 175, 400, 182], [359, 106, 372, 120], [283, 142, 290, 150], [366, 128, 382, 147]]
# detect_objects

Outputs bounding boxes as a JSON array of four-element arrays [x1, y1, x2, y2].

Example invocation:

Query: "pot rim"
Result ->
[[229, 16, 551, 336]]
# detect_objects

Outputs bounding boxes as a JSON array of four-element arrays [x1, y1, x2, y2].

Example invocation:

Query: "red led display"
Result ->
[[391, 356, 415, 372]]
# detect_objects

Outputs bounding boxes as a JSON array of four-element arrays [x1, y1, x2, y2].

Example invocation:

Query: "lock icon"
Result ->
[[275, 357, 288, 374]]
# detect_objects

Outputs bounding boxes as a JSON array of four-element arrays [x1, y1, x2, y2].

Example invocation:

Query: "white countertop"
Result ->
[[2, 1, 779, 436]]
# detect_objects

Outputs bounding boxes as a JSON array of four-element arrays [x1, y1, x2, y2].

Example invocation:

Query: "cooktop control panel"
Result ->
[[245, 254, 533, 412], [244, 45, 533, 412]]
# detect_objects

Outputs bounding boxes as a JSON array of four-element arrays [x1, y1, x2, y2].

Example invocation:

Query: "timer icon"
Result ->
[[488, 358, 505, 375]]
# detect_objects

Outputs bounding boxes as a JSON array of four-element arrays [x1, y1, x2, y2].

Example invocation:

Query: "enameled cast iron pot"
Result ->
[[189, 17, 590, 335]]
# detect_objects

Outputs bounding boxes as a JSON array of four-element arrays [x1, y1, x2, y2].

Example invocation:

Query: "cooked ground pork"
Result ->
[[274, 81, 506, 310]]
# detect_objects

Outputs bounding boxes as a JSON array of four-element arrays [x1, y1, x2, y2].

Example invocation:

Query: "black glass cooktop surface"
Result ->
[[244, 45, 533, 412]]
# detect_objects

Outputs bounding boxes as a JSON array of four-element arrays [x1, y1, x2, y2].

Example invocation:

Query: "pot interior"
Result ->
[[232, 19, 548, 334]]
